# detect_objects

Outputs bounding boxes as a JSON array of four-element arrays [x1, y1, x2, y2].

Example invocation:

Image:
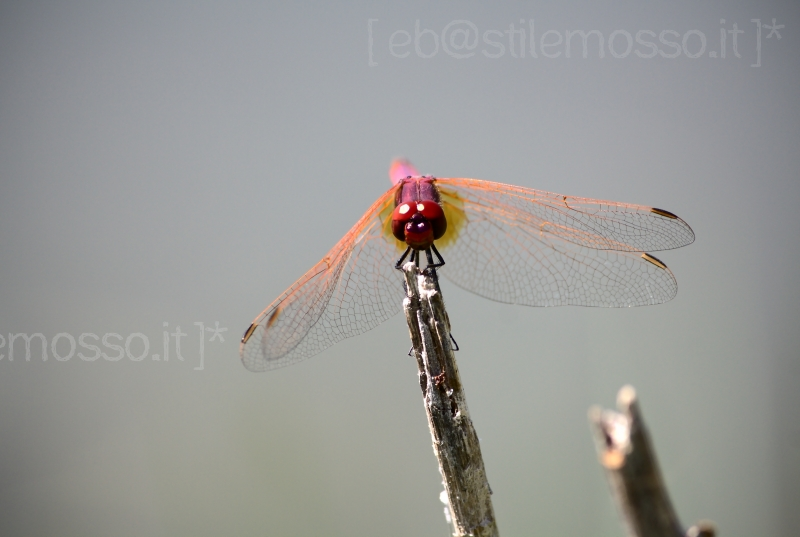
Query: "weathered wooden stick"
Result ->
[[589, 385, 715, 537], [402, 262, 498, 537]]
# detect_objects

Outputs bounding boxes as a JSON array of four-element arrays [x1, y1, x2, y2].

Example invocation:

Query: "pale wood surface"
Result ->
[[402, 263, 498, 537], [589, 386, 715, 537]]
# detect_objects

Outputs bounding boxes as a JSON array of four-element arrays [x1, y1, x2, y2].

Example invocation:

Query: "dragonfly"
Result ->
[[240, 159, 694, 372]]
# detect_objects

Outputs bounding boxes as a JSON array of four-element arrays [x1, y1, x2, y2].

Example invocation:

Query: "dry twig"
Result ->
[[402, 262, 498, 537], [589, 385, 715, 537]]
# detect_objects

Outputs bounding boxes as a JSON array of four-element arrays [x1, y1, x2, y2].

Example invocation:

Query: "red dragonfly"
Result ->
[[241, 160, 694, 372]]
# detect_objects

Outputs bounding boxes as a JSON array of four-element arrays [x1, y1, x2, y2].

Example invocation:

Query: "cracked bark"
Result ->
[[402, 262, 498, 537]]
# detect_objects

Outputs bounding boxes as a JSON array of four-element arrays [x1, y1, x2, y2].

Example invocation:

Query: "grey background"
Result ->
[[1, 1, 798, 536]]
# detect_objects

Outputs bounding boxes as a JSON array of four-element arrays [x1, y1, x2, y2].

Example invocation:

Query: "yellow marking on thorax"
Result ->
[[435, 186, 467, 250], [379, 194, 407, 252]]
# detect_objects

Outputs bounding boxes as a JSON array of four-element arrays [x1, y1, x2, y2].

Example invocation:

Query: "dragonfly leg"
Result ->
[[449, 333, 460, 351], [394, 246, 412, 271], [423, 244, 446, 276], [431, 244, 445, 268], [424, 248, 437, 277]]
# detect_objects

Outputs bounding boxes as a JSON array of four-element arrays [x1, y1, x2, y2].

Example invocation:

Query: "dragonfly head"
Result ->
[[403, 213, 434, 249], [391, 200, 447, 250]]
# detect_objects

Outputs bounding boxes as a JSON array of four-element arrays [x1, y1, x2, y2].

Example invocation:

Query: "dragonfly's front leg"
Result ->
[[423, 244, 446, 276], [394, 246, 412, 271]]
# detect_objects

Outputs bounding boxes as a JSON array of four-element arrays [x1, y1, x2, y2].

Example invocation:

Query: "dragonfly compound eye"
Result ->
[[391, 202, 416, 241], [417, 200, 447, 240]]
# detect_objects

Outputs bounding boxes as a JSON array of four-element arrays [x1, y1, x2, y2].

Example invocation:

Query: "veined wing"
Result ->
[[240, 184, 404, 372], [433, 177, 694, 307]]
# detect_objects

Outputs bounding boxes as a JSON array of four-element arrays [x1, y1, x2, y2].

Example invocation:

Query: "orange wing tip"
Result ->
[[650, 207, 679, 219], [241, 323, 258, 344], [641, 253, 668, 270]]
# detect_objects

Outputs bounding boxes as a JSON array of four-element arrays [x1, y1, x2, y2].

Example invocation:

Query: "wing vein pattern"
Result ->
[[434, 177, 694, 308], [241, 176, 694, 371], [240, 186, 403, 372]]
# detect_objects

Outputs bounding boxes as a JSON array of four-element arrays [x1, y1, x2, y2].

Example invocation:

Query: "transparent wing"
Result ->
[[240, 185, 404, 372], [434, 177, 694, 307]]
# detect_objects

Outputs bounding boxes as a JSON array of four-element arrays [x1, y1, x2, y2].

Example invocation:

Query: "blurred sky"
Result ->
[[0, 1, 798, 536]]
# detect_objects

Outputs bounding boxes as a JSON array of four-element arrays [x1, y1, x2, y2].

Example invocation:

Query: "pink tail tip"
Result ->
[[389, 158, 420, 185]]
